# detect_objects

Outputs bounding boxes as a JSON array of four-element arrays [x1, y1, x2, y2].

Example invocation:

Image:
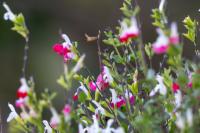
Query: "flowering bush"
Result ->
[[4, 0, 200, 132]]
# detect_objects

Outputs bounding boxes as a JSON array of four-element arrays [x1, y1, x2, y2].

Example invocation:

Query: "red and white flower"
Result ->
[[119, 17, 139, 43], [53, 34, 75, 62], [169, 23, 179, 44], [152, 29, 169, 54]]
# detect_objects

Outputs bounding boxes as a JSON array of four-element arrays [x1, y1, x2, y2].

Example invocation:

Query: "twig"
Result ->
[[22, 38, 29, 78], [97, 30, 102, 71]]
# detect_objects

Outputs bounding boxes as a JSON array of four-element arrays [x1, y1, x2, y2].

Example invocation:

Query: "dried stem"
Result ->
[[22, 38, 29, 79]]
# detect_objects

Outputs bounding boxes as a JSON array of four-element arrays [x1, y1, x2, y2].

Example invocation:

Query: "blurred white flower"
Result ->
[[103, 66, 113, 84], [92, 100, 105, 115], [186, 108, 193, 127], [79, 115, 124, 133], [174, 90, 182, 109], [150, 75, 167, 96], [175, 112, 185, 130], [3, 2, 16, 21], [159, 0, 166, 12], [43, 120, 52, 133], [62, 34, 72, 47], [7, 103, 19, 122], [72, 54, 85, 73]]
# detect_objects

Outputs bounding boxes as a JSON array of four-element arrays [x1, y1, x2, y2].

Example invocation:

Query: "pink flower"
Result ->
[[62, 104, 71, 116], [17, 78, 29, 99], [187, 82, 192, 88], [119, 17, 139, 43], [152, 29, 169, 54], [15, 98, 25, 108], [172, 82, 180, 93], [89, 81, 97, 91], [89, 66, 113, 91], [96, 74, 109, 91], [50, 108, 60, 128], [169, 23, 179, 45]]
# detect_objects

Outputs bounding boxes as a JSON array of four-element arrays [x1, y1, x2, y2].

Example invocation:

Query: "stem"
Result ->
[[97, 31, 102, 71], [22, 38, 29, 78]]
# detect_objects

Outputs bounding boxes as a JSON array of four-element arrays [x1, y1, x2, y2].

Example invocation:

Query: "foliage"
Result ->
[[3, 0, 200, 133]]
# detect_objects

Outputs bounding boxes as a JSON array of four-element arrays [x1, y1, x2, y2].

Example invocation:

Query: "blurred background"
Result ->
[[0, 0, 200, 132]]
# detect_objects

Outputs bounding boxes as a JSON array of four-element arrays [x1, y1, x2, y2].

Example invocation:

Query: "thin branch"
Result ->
[[22, 38, 30, 78]]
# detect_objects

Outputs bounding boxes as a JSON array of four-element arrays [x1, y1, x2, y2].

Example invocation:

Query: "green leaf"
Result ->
[[183, 16, 198, 45]]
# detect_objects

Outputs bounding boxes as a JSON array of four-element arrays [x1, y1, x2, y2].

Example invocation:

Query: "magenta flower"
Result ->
[[119, 17, 139, 43], [89, 81, 97, 91], [152, 29, 169, 54], [172, 82, 180, 93], [15, 98, 25, 108], [62, 104, 71, 116]]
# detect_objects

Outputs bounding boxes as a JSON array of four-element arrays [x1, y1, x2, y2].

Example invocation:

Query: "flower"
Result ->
[[172, 82, 180, 93], [149, 75, 167, 96], [50, 108, 60, 128], [186, 108, 193, 127], [89, 66, 113, 91], [119, 17, 139, 43], [174, 90, 182, 109], [73, 92, 78, 101], [159, 0, 166, 12], [110, 89, 134, 109], [15, 98, 25, 108], [89, 81, 97, 91], [43, 120, 52, 133], [72, 54, 85, 73], [79, 115, 124, 133], [152, 29, 169, 54], [92, 100, 105, 116], [7, 103, 19, 122], [3, 2, 16, 21], [62, 104, 71, 116], [169, 23, 179, 44], [175, 112, 185, 130], [17, 78, 29, 98], [52, 34, 75, 62]]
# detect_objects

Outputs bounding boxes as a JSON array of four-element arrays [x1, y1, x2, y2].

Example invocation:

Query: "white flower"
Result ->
[[92, 100, 105, 115], [7, 103, 19, 122], [110, 89, 118, 104], [79, 115, 124, 133], [18, 78, 29, 93], [3, 2, 16, 21], [62, 34, 72, 48], [78, 82, 89, 96], [170, 23, 178, 39], [159, 0, 166, 12], [150, 75, 167, 96], [103, 66, 113, 83], [175, 112, 185, 130], [174, 90, 182, 109], [72, 54, 85, 73], [43, 120, 52, 133], [186, 108, 193, 127]]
